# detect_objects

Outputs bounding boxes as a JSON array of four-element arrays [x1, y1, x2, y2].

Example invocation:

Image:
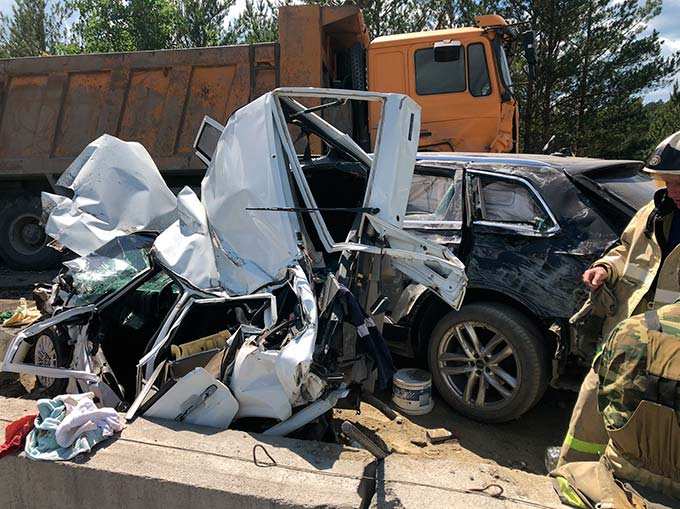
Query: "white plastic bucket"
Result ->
[[392, 368, 434, 415]]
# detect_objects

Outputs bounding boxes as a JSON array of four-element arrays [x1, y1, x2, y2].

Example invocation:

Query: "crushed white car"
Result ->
[[2, 88, 467, 435]]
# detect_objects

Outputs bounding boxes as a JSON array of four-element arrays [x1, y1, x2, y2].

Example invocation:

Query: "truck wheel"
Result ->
[[428, 303, 548, 423], [0, 196, 60, 270]]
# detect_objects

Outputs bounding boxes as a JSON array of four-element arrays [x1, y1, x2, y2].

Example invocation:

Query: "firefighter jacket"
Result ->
[[594, 189, 680, 338], [551, 304, 680, 508]]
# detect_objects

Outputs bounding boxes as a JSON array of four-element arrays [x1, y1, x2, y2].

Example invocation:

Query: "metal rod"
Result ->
[[361, 391, 398, 420], [341, 420, 389, 459]]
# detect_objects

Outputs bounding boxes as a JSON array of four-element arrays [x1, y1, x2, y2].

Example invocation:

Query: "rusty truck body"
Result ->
[[0, 5, 529, 269]]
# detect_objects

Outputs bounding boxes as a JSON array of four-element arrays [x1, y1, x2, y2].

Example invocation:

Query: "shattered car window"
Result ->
[[63, 233, 154, 306], [475, 176, 548, 225], [406, 174, 457, 221]]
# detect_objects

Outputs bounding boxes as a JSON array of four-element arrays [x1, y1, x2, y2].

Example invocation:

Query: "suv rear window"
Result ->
[[414, 47, 466, 95], [586, 168, 655, 211]]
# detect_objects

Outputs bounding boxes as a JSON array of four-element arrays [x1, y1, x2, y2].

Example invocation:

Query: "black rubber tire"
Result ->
[[0, 195, 60, 270], [349, 42, 366, 91], [30, 326, 71, 397], [428, 302, 548, 423]]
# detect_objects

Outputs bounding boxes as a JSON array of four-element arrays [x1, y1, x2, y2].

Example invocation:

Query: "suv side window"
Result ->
[[406, 173, 459, 223], [405, 167, 464, 249], [414, 48, 466, 95], [469, 173, 557, 233]]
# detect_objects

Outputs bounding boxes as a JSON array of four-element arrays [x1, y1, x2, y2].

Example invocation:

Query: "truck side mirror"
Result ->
[[522, 31, 537, 80], [434, 40, 462, 62]]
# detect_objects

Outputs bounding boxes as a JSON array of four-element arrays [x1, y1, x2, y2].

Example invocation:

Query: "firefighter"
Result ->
[[558, 131, 680, 466], [552, 304, 680, 507]]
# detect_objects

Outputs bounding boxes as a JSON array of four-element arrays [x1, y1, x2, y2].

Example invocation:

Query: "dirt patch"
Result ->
[[336, 388, 573, 475]]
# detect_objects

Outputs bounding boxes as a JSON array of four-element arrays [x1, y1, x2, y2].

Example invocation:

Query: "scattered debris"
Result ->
[[1, 298, 40, 328], [426, 427, 456, 444], [341, 420, 390, 459], [361, 391, 398, 420], [24, 392, 123, 461], [392, 368, 434, 415], [0, 413, 36, 458]]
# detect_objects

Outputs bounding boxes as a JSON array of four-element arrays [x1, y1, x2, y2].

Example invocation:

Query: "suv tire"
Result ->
[[428, 302, 548, 422]]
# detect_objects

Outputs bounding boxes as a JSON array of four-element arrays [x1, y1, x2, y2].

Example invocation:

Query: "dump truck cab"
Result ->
[[368, 15, 520, 153]]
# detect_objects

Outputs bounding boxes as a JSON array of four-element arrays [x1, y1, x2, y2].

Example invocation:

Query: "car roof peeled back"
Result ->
[[416, 151, 644, 176]]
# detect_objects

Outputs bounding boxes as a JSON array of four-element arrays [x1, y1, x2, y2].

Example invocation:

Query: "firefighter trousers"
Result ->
[[557, 368, 609, 467]]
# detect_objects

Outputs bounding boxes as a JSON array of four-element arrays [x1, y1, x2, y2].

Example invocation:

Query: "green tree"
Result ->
[[71, 0, 180, 52], [504, 0, 679, 158], [0, 0, 72, 57], [177, 0, 234, 47], [225, 0, 285, 44], [646, 83, 680, 151]]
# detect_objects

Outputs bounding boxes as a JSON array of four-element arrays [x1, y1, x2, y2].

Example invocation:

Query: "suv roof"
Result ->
[[416, 152, 643, 176]]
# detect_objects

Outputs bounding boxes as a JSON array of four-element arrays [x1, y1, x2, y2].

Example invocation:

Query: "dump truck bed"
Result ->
[[0, 44, 279, 179]]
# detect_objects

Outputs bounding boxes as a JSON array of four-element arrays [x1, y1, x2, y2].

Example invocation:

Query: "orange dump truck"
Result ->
[[0, 5, 534, 269]]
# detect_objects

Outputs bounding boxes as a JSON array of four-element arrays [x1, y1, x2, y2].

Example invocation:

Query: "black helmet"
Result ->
[[644, 131, 680, 174]]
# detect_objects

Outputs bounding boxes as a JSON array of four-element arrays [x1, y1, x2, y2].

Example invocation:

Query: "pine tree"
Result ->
[[224, 0, 288, 44], [0, 0, 72, 57], [177, 0, 234, 48], [646, 83, 680, 152], [71, 0, 180, 52], [504, 0, 679, 158]]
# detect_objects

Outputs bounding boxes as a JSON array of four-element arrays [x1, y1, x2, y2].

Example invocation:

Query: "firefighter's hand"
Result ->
[[583, 267, 608, 290]]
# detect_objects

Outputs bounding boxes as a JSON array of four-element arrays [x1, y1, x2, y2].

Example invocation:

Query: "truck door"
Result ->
[[408, 40, 499, 152]]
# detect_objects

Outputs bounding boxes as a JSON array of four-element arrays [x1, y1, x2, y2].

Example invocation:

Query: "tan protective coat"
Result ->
[[596, 201, 680, 337], [559, 198, 680, 466]]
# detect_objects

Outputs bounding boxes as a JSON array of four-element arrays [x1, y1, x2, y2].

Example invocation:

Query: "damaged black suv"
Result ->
[[385, 152, 655, 422]]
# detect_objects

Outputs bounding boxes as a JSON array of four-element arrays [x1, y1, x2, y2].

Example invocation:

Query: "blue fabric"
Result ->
[[24, 397, 108, 461]]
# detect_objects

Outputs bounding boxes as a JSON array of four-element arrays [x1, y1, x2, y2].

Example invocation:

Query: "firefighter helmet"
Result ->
[[644, 131, 680, 174]]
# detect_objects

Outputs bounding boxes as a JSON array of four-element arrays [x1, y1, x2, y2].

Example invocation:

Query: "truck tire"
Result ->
[[349, 42, 366, 91], [428, 302, 548, 423], [0, 196, 60, 270]]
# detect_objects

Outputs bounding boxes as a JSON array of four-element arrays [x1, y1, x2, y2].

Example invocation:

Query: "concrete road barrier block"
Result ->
[[373, 454, 565, 508], [0, 397, 375, 509]]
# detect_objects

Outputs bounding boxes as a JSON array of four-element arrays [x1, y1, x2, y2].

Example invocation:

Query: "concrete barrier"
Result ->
[[0, 396, 568, 509], [0, 397, 376, 509], [373, 455, 566, 508]]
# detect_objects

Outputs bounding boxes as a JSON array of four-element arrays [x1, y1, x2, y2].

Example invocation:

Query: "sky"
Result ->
[[0, 0, 678, 101]]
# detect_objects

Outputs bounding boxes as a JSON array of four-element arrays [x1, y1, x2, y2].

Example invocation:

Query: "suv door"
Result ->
[[464, 167, 571, 320], [403, 163, 466, 253]]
